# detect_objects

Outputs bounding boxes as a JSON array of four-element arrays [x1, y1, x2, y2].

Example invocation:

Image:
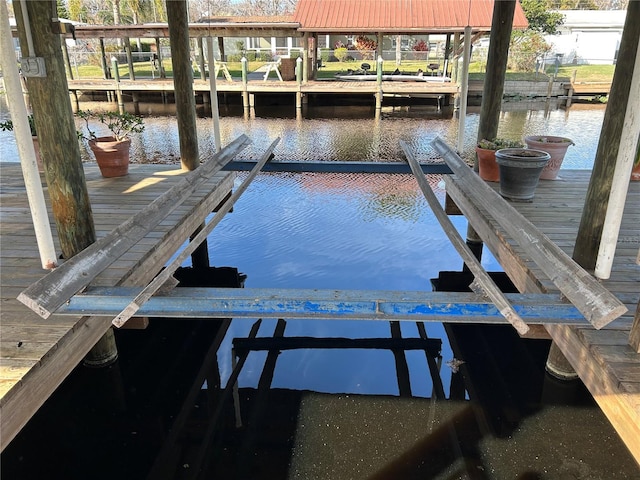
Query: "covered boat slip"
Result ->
[[2, 139, 638, 462]]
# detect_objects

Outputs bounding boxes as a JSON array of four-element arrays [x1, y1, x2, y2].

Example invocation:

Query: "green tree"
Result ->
[[509, 30, 552, 71], [57, 0, 69, 18], [520, 0, 565, 34]]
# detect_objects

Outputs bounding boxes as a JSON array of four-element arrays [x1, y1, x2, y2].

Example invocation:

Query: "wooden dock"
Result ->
[[0, 163, 234, 451], [445, 170, 640, 464], [68, 78, 459, 100]]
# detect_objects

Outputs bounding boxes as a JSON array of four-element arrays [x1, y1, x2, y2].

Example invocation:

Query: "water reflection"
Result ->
[[0, 98, 605, 170]]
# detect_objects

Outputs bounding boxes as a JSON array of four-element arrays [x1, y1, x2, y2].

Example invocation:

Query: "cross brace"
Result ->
[[56, 287, 587, 325]]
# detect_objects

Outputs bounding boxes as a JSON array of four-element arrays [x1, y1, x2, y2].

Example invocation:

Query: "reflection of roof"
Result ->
[[293, 0, 528, 33]]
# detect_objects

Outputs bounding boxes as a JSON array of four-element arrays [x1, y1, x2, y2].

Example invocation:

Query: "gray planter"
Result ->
[[496, 148, 550, 201]]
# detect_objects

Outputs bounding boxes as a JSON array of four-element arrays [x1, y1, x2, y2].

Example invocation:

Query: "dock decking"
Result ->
[[445, 170, 640, 464], [0, 163, 234, 450]]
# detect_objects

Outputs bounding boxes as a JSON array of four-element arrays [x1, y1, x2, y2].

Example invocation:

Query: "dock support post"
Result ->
[[168, 0, 210, 267], [99, 38, 110, 79], [302, 32, 309, 84], [241, 56, 249, 109], [124, 37, 135, 80], [566, 69, 576, 107], [296, 57, 303, 109], [155, 37, 166, 78], [83, 328, 119, 367], [545, 342, 579, 380], [573, 1, 640, 271], [13, 0, 117, 365], [111, 57, 124, 114], [61, 35, 73, 80], [197, 37, 207, 81]]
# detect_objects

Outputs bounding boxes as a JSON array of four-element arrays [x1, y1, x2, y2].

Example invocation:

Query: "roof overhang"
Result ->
[[12, 21, 302, 39]]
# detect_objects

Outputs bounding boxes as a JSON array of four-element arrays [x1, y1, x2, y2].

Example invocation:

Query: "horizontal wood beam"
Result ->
[[57, 287, 587, 324], [431, 137, 628, 329]]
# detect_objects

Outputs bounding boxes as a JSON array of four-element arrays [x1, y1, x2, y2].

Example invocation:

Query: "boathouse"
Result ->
[[1, 0, 639, 474]]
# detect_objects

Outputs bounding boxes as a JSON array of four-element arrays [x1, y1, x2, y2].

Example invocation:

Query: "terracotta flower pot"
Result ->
[[88, 136, 131, 177], [476, 146, 500, 182], [524, 135, 574, 180], [632, 162, 640, 181], [496, 148, 550, 201]]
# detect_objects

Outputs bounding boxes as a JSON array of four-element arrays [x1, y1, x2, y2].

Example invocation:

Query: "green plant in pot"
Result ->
[[476, 138, 524, 182], [523, 135, 574, 180], [0, 114, 44, 172], [78, 110, 144, 178]]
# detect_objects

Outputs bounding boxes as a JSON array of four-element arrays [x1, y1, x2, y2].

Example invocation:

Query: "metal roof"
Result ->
[[293, 0, 529, 33]]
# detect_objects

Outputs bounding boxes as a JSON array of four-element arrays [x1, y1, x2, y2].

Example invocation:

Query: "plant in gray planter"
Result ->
[[476, 138, 525, 181], [496, 148, 550, 201], [77, 110, 144, 178], [523, 135, 574, 180]]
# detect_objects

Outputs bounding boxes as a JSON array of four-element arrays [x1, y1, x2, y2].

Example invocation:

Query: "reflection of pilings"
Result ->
[[146, 318, 231, 479], [237, 319, 287, 478], [188, 319, 262, 480], [417, 322, 446, 399], [232, 337, 441, 354], [390, 321, 412, 397]]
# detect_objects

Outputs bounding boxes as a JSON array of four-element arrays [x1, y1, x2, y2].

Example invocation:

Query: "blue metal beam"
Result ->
[[56, 287, 587, 325]]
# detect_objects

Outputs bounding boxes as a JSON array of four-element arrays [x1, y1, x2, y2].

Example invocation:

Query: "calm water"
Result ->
[[2, 100, 638, 478]]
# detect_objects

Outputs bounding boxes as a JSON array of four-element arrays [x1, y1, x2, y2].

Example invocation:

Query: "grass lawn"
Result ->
[[72, 59, 615, 84]]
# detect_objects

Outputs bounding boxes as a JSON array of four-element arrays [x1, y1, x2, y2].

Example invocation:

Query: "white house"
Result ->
[[546, 10, 627, 65]]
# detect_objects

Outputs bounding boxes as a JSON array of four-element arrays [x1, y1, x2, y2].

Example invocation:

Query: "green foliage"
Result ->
[[0, 115, 37, 136], [56, 0, 69, 19], [509, 30, 552, 72], [521, 0, 565, 34], [334, 47, 350, 62], [77, 110, 144, 142], [477, 138, 524, 150]]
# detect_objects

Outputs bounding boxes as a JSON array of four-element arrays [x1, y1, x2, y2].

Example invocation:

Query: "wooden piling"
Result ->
[[545, 342, 579, 380], [13, 0, 117, 365], [166, 0, 199, 171], [573, 0, 640, 271]]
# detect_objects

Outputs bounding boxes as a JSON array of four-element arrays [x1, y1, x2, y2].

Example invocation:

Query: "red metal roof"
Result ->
[[293, 0, 528, 33]]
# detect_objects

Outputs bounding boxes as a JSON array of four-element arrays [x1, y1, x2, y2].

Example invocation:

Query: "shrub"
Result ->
[[334, 47, 349, 62], [354, 36, 377, 60], [413, 39, 429, 52]]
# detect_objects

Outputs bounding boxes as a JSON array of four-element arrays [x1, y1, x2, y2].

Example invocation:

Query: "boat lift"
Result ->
[[17, 136, 626, 333]]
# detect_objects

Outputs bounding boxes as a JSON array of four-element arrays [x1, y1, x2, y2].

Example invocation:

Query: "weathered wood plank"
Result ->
[[112, 138, 280, 327], [401, 140, 529, 335], [432, 137, 628, 329], [17, 135, 250, 319]]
